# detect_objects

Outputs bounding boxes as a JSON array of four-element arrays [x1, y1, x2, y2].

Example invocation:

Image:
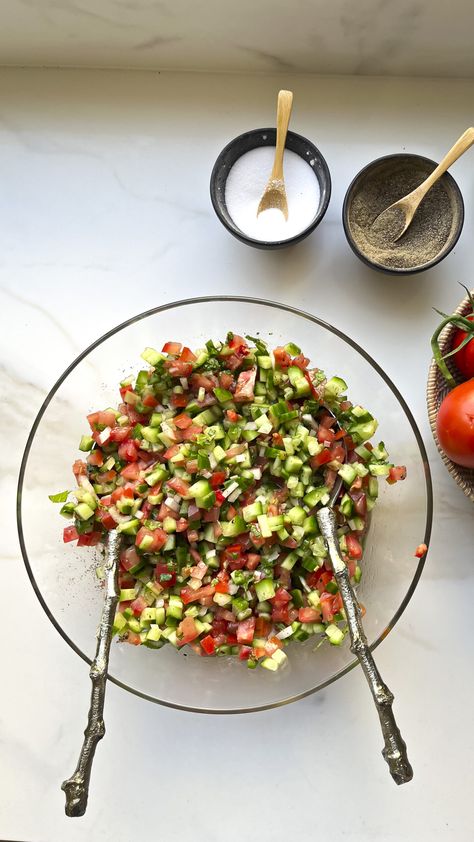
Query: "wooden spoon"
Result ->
[[373, 127, 474, 241], [257, 90, 293, 220]]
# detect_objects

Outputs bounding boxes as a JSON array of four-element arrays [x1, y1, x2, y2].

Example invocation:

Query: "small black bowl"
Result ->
[[210, 128, 331, 249], [342, 153, 464, 275]]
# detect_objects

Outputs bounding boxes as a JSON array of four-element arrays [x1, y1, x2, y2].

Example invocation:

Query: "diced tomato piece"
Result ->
[[214, 581, 230, 594], [272, 587, 292, 605], [72, 459, 87, 478], [126, 632, 141, 646], [180, 584, 215, 604], [415, 543, 428, 558], [100, 470, 117, 483], [173, 413, 193, 430], [87, 449, 104, 467], [109, 425, 132, 443], [120, 462, 141, 480], [215, 490, 225, 505], [142, 394, 158, 408], [226, 409, 240, 422], [219, 372, 234, 390], [271, 605, 290, 624], [238, 645, 252, 661], [118, 440, 139, 462], [245, 553, 261, 571], [177, 616, 200, 646], [87, 411, 100, 429], [179, 346, 197, 362], [166, 360, 193, 377], [77, 531, 102, 547], [273, 347, 292, 368], [209, 471, 227, 489], [234, 368, 257, 402], [200, 634, 216, 655], [298, 606, 320, 623], [175, 518, 189, 532], [387, 465, 407, 484], [254, 617, 271, 637], [63, 525, 79, 543], [111, 485, 134, 503], [163, 444, 180, 460], [130, 596, 148, 617], [228, 334, 248, 355], [346, 533, 363, 559], [304, 371, 320, 400], [135, 526, 168, 552], [96, 508, 116, 530], [162, 341, 182, 355], [292, 354, 310, 371], [320, 593, 334, 623], [264, 636, 283, 656], [226, 633, 238, 645], [180, 424, 203, 442], [170, 393, 188, 408], [317, 427, 336, 444], [272, 432, 284, 447], [236, 617, 256, 644], [155, 562, 176, 586], [167, 476, 190, 497], [310, 449, 332, 469]]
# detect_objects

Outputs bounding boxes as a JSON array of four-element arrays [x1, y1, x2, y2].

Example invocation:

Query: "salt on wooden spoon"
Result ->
[[257, 90, 293, 220]]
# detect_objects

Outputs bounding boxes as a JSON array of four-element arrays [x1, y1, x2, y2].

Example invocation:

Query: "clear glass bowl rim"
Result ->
[[17, 295, 433, 713]]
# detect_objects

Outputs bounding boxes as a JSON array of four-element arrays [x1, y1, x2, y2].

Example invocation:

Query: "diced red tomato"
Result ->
[[234, 368, 257, 402], [120, 462, 141, 480], [120, 546, 140, 571], [166, 360, 193, 377], [72, 459, 87, 478], [179, 346, 197, 363], [118, 440, 139, 462], [237, 617, 256, 644], [173, 413, 193, 430], [219, 372, 234, 390], [304, 371, 320, 400], [180, 584, 215, 604], [155, 562, 176, 586], [135, 526, 168, 552], [317, 427, 336, 444], [209, 471, 227, 489], [162, 341, 182, 355], [180, 424, 203, 442], [264, 636, 283, 655], [63, 525, 79, 543], [111, 485, 134, 503], [109, 425, 132, 442], [96, 508, 116, 530], [254, 617, 271, 637], [292, 354, 310, 370], [175, 518, 189, 532], [387, 465, 407, 484], [245, 553, 261, 571], [87, 449, 104, 467], [163, 444, 181, 460], [200, 634, 216, 655], [130, 596, 148, 617], [170, 393, 188, 408], [126, 632, 141, 646], [320, 593, 334, 623], [167, 476, 190, 497], [346, 533, 363, 559], [142, 394, 158, 408], [214, 580, 230, 594], [415, 543, 428, 558], [228, 334, 248, 355], [298, 606, 320, 623], [177, 616, 199, 646], [239, 645, 252, 660], [310, 449, 332, 469], [226, 409, 240, 422], [273, 347, 292, 368], [272, 587, 292, 606], [77, 531, 102, 547]]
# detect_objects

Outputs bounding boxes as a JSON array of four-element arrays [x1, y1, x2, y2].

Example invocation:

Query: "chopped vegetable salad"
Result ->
[[53, 334, 405, 670]]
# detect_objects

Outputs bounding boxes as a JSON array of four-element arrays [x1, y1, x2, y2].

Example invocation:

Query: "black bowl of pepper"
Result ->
[[342, 153, 464, 274]]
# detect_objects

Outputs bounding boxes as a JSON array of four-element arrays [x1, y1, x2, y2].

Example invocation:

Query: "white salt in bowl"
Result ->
[[210, 128, 331, 249]]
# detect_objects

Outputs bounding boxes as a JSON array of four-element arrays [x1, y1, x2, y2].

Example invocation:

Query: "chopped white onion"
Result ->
[[165, 496, 180, 511], [228, 583, 239, 595], [180, 377, 188, 390], [98, 426, 112, 445], [222, 481, 239, 499], [234, 453, 246, 463], [244, 421, 257, 430], [276, 625, 294, 640], [228, 488, 242, 503]]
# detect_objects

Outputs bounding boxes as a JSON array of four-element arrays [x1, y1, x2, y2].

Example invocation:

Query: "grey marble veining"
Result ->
[[1, 0, 474, 76]]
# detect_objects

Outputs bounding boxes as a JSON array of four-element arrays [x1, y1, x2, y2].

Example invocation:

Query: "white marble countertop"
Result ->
[[1, 69, 473, 842]]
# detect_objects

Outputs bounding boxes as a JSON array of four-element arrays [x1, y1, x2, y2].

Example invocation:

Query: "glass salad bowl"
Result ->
[[17, 297, 432, 713]]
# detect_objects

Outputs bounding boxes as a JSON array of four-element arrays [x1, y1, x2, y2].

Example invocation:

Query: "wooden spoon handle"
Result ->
[[317, 507, 413, 786], [416, 127, 474, 198], [271, 90, 293, 181]]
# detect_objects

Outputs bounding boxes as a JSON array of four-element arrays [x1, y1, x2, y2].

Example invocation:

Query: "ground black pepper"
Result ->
[[348, 163, 454, 269]]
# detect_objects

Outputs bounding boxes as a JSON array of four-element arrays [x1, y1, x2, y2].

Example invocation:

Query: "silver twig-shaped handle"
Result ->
[[61, 529, 122, 816], [317, 507, 413, 785]]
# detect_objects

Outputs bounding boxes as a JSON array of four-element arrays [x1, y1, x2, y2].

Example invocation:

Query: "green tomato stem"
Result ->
[[431, 312, 474, 387]]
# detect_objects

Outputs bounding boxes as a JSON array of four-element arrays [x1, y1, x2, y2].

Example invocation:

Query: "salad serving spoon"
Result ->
[[62, 529, 122, 816], [313, 407, 413, 785]]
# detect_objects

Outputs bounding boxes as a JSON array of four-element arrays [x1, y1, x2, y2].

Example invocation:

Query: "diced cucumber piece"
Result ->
[[255, 578, 276, 602], [260, 657, 278, 671], [303, 515, 318, 535], [213, 592, 233, 606], [303, 486, 330, 507], [141, 347, 164, 366], [307, 437, 323, 456], [307, 590, 321, 607], [281, 551, 299, 570], [285, 455, 303, 474], [79, 435, 94, 452], [371, 442, 389, 461], [324, 376, 348, 398], [337, 464, 357, 486], [119, 588, 136, 602], [325, 624, 345, 645], [368, 477, 379, 498], [113, 612, 127, 634], [340, 493, 353, 517], [242, 500, 263, 523], [146, 624, 161, 641], [257, 514, 272, 538], [220, 515, 246, 537], [74, 502, 95, 521], [167, 595, 183, 620]]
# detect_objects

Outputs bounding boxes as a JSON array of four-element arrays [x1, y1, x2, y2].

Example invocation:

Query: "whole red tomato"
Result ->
[[452, 315, 474, 379], [436, 379, 474, 468]]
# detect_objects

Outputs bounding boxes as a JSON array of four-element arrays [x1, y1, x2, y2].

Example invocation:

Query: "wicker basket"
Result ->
[[427, 289, 474, 502]]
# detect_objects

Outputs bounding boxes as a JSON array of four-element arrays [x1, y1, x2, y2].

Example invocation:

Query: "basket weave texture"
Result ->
[[427, 289, 474, 503]]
